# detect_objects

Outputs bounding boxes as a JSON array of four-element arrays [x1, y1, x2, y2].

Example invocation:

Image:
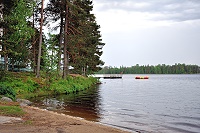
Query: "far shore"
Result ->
[[0, 106, 131, 133]]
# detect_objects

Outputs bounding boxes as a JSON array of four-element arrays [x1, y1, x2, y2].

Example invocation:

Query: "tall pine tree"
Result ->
[[44, 0, 105, 77]]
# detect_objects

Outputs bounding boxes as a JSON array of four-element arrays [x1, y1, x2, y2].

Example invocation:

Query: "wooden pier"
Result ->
[[92, 74, 123, 79]]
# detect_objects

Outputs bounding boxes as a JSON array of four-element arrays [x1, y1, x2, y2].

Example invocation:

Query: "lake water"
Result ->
[[30, 74, 200, 133]]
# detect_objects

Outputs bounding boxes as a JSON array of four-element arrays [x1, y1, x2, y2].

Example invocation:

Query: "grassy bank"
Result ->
[[0, 71, 98, 100], [0, 101, 25, 117]]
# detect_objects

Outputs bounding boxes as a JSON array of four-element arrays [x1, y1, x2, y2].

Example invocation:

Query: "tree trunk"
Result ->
[[63, 3, 68, 79], [3, 46, 8, 71], [0, 3, 4, 69], [57, 14, 63, 73], [33, 36, 36, 73], [36, 0, 44, 78], [32, 5, 36, 73]]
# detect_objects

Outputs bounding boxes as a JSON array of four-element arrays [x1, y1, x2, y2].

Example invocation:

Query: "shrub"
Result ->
[[0, 84, 16, 100], [49, 76, 98, 95], [0, 70, 7, 81], [26, 77, 39, 92]]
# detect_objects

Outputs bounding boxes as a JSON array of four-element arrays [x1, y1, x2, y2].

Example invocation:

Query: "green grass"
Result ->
[[50, 76, 98, 94], [24, 120, 32, 125], [0, 71, 98, 99], [0, 105, 25, 117]]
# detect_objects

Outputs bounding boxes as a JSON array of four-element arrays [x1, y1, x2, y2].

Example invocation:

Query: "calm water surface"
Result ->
[[30, 74, 200, 133]]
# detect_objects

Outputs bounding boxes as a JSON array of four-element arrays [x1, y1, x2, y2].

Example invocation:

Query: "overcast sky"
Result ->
[[92, 0, 200, 67]]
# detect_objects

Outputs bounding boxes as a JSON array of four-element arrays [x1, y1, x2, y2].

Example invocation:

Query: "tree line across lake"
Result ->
[[96, 64, 200, 74]]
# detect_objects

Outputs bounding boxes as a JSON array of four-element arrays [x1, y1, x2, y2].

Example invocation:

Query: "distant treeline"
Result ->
[[97, 64, 200, 74]]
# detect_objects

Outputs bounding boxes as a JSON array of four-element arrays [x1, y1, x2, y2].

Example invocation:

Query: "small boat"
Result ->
[[135, 76, 149, 79]]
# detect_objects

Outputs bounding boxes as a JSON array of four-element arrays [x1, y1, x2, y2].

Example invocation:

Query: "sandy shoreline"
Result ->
[[0, 106, 131, 133]]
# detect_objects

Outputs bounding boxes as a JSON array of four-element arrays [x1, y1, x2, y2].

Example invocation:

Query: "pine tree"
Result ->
[[68, 0, 104, 75], [1, 0, 34, 71], [45, 0, 105, 77]]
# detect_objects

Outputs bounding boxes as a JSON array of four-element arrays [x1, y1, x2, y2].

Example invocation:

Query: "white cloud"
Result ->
[[92, 0, 200, 66], [93, 8, 175, 33], [94, 0, 200, 22]]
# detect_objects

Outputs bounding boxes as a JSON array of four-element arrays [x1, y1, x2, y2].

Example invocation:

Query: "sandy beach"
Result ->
[[0, 106, 131, 133]]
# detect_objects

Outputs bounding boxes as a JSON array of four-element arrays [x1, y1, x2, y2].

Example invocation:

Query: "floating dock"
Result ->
[[103, 74, 123, 79], [92, 74, 123, 79]]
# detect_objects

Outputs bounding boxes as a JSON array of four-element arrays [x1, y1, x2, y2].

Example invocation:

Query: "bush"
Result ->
[[49, 76, 98, 95], [0, 72, 98, 98], [26, 77, 39, 92], [0, 70, 7, 81], [8, 79, 38, 94], [0, 84, 16, 100]]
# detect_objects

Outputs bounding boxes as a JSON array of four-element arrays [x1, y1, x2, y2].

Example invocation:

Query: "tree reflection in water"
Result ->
[[30, 85, 103, 122]]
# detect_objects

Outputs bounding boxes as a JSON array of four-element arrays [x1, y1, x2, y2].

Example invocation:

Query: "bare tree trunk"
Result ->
[[36, 0, 44, 78], [33, 36, 36, 73], [0, 3, 4, 69], [63, 3, 68, 79], [32, 5, 36, 73], [4, 46, 8, 71], [57, 14, 63, 73]]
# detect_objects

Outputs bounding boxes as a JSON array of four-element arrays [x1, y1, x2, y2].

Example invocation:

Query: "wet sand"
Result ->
[[0, 106, 131, 133]]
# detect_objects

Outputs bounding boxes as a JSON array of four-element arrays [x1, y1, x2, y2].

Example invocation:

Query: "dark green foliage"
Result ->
[[0, 71, 98, 98], [0, 70, 6, 81], [67, 0, 105, 75], [97, 64, 200, 74], [0, 73, 39, 98], [50, 76, 98, 94], [0, 0, 102, 100], [1, 0, 104, 76], [25, 77, 39, 92], [46, 0, 104, 76], [1, 0, 35, 71], [0, 84, 16, 100]]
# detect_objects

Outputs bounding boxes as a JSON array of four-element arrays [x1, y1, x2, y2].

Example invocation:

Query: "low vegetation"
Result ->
[[0, 102, 25, 117], [0, 105, 25, 117], [50, 76, 98, 94], [0, 71, 98, 100]]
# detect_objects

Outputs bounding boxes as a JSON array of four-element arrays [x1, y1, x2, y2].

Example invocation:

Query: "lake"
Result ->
[[30, 74, 200, 133]]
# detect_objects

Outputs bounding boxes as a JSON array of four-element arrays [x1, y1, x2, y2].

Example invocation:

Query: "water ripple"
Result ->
[[30, 74, 200, 133], [163, 125, 199, 133], [116, 112, 148, 118], [171, 122, 200, 129]]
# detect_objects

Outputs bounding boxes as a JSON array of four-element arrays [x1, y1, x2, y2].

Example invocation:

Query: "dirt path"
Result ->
[[0, 106, 131, 133]]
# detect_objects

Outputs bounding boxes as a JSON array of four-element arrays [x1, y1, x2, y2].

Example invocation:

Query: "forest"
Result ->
[[97, 64, 200, 74], [0, 0, 103, 99], [0, 0, 104, 78]]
